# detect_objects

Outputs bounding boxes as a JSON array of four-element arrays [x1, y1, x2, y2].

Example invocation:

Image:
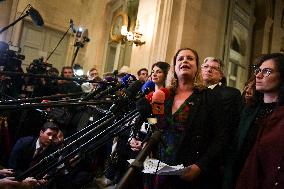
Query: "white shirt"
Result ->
[[207, 82, 222, 89]]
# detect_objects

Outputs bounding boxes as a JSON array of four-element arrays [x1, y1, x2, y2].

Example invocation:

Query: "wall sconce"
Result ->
[[110, 12, 145, 46], [120, 21, 146, 46]]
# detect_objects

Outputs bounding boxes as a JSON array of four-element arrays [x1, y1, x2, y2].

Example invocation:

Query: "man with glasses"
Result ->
[[201, 57, 242, 147]]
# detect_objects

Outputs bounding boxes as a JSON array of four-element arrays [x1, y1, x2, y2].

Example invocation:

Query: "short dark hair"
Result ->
[[137, 68, 148, 76], [61, 66, 73, 77], [41, 121, 59, 132]]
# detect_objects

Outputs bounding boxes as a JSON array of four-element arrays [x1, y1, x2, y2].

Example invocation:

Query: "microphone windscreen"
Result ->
[[123, 80, 143, 98], [152, 90, 165, 103], [127, 74, 137, 83], [104, 76, 118, 83], [120, 74, 136, 87], [113, 70, 119, 75], [136, 97, 152, 119], [141, 80, 155, 94], [159, 87, 170, 99], [81, 82, 93, 93], [29, 7, 44, 26], [145, 92, 153, 102]]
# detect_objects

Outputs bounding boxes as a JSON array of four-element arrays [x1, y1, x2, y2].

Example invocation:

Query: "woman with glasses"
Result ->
[[224, 53, 284, 189]]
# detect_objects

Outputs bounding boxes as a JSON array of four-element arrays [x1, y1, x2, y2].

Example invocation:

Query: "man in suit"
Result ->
[[9, 121, 59, 176], [201, 57, 242, 144]]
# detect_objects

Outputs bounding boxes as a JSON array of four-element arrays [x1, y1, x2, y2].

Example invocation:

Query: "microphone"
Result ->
[[151, 88, 170, 115], [91, 74, 134, 100], [29, 6, 44, 26], [108, 80, 144, 113], [136, 97, 152, 120], [81, 82, 93, 93], [80, 80, 113, 101], [141, 81, 155, 95]]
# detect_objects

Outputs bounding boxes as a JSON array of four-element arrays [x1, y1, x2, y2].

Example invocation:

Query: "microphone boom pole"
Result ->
[[0, 100, 112, 110], [0, 12, 29, 34], [0, 92, 85, 105], [46, 19, 72, 62], [117, 130, 162, 189]]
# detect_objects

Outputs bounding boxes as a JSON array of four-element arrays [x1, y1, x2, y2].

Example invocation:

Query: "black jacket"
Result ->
[[166, 88, 226, 189]]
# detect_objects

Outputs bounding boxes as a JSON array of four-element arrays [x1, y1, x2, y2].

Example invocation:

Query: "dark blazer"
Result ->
[[166, 88, 226, 189], [9, 136, 52, 176], [222, 105, 259, 189], [211, 84, 242, 142]]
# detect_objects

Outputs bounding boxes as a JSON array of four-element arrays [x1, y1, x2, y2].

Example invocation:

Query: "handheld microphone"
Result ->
[[29, 7, 44, 26], [141, 80, 155, 95], [151, 88, 170, 115]]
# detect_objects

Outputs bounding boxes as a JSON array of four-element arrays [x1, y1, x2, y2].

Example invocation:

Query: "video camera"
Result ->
[[26, 57, 53, 74], [0, 42, 25, 72]]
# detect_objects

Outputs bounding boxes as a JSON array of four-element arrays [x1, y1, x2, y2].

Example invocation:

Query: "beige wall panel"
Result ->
[[271, 0, 284, 52]]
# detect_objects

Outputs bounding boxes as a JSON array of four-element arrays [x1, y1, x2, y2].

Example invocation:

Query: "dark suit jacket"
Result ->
[[9, 136, 53, 176], [212, 84, 242, 143]]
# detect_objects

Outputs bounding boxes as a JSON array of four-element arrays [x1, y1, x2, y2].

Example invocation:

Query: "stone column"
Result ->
[[129, 0, 173, 73]]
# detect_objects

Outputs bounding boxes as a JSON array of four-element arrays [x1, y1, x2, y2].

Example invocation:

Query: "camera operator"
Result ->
[[57, 66, 82, 94], [0, 41, 24, 99], [22, 58, 58, 97]]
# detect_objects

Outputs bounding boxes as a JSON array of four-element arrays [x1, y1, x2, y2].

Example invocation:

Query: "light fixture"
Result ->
[[120, 21, 146, 46]]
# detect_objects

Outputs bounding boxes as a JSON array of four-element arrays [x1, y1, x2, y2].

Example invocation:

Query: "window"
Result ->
[[231, 36, 240, 53], [228, 62, 239, 88]]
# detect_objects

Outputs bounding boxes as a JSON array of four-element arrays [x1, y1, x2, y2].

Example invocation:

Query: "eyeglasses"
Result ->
[[253, 67, 275, 77], [201, 64, 220, 72]]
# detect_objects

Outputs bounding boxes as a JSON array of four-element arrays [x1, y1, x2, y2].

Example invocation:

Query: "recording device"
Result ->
[[26, 57, 53, 74], [0, 41, 25, 72]]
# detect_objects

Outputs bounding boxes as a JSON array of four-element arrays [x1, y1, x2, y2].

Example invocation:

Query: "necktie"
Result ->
[[33, 147, 43, 158]]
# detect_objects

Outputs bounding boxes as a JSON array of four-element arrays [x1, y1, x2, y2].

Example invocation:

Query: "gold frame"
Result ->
[[110, 12, 128, 43]]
